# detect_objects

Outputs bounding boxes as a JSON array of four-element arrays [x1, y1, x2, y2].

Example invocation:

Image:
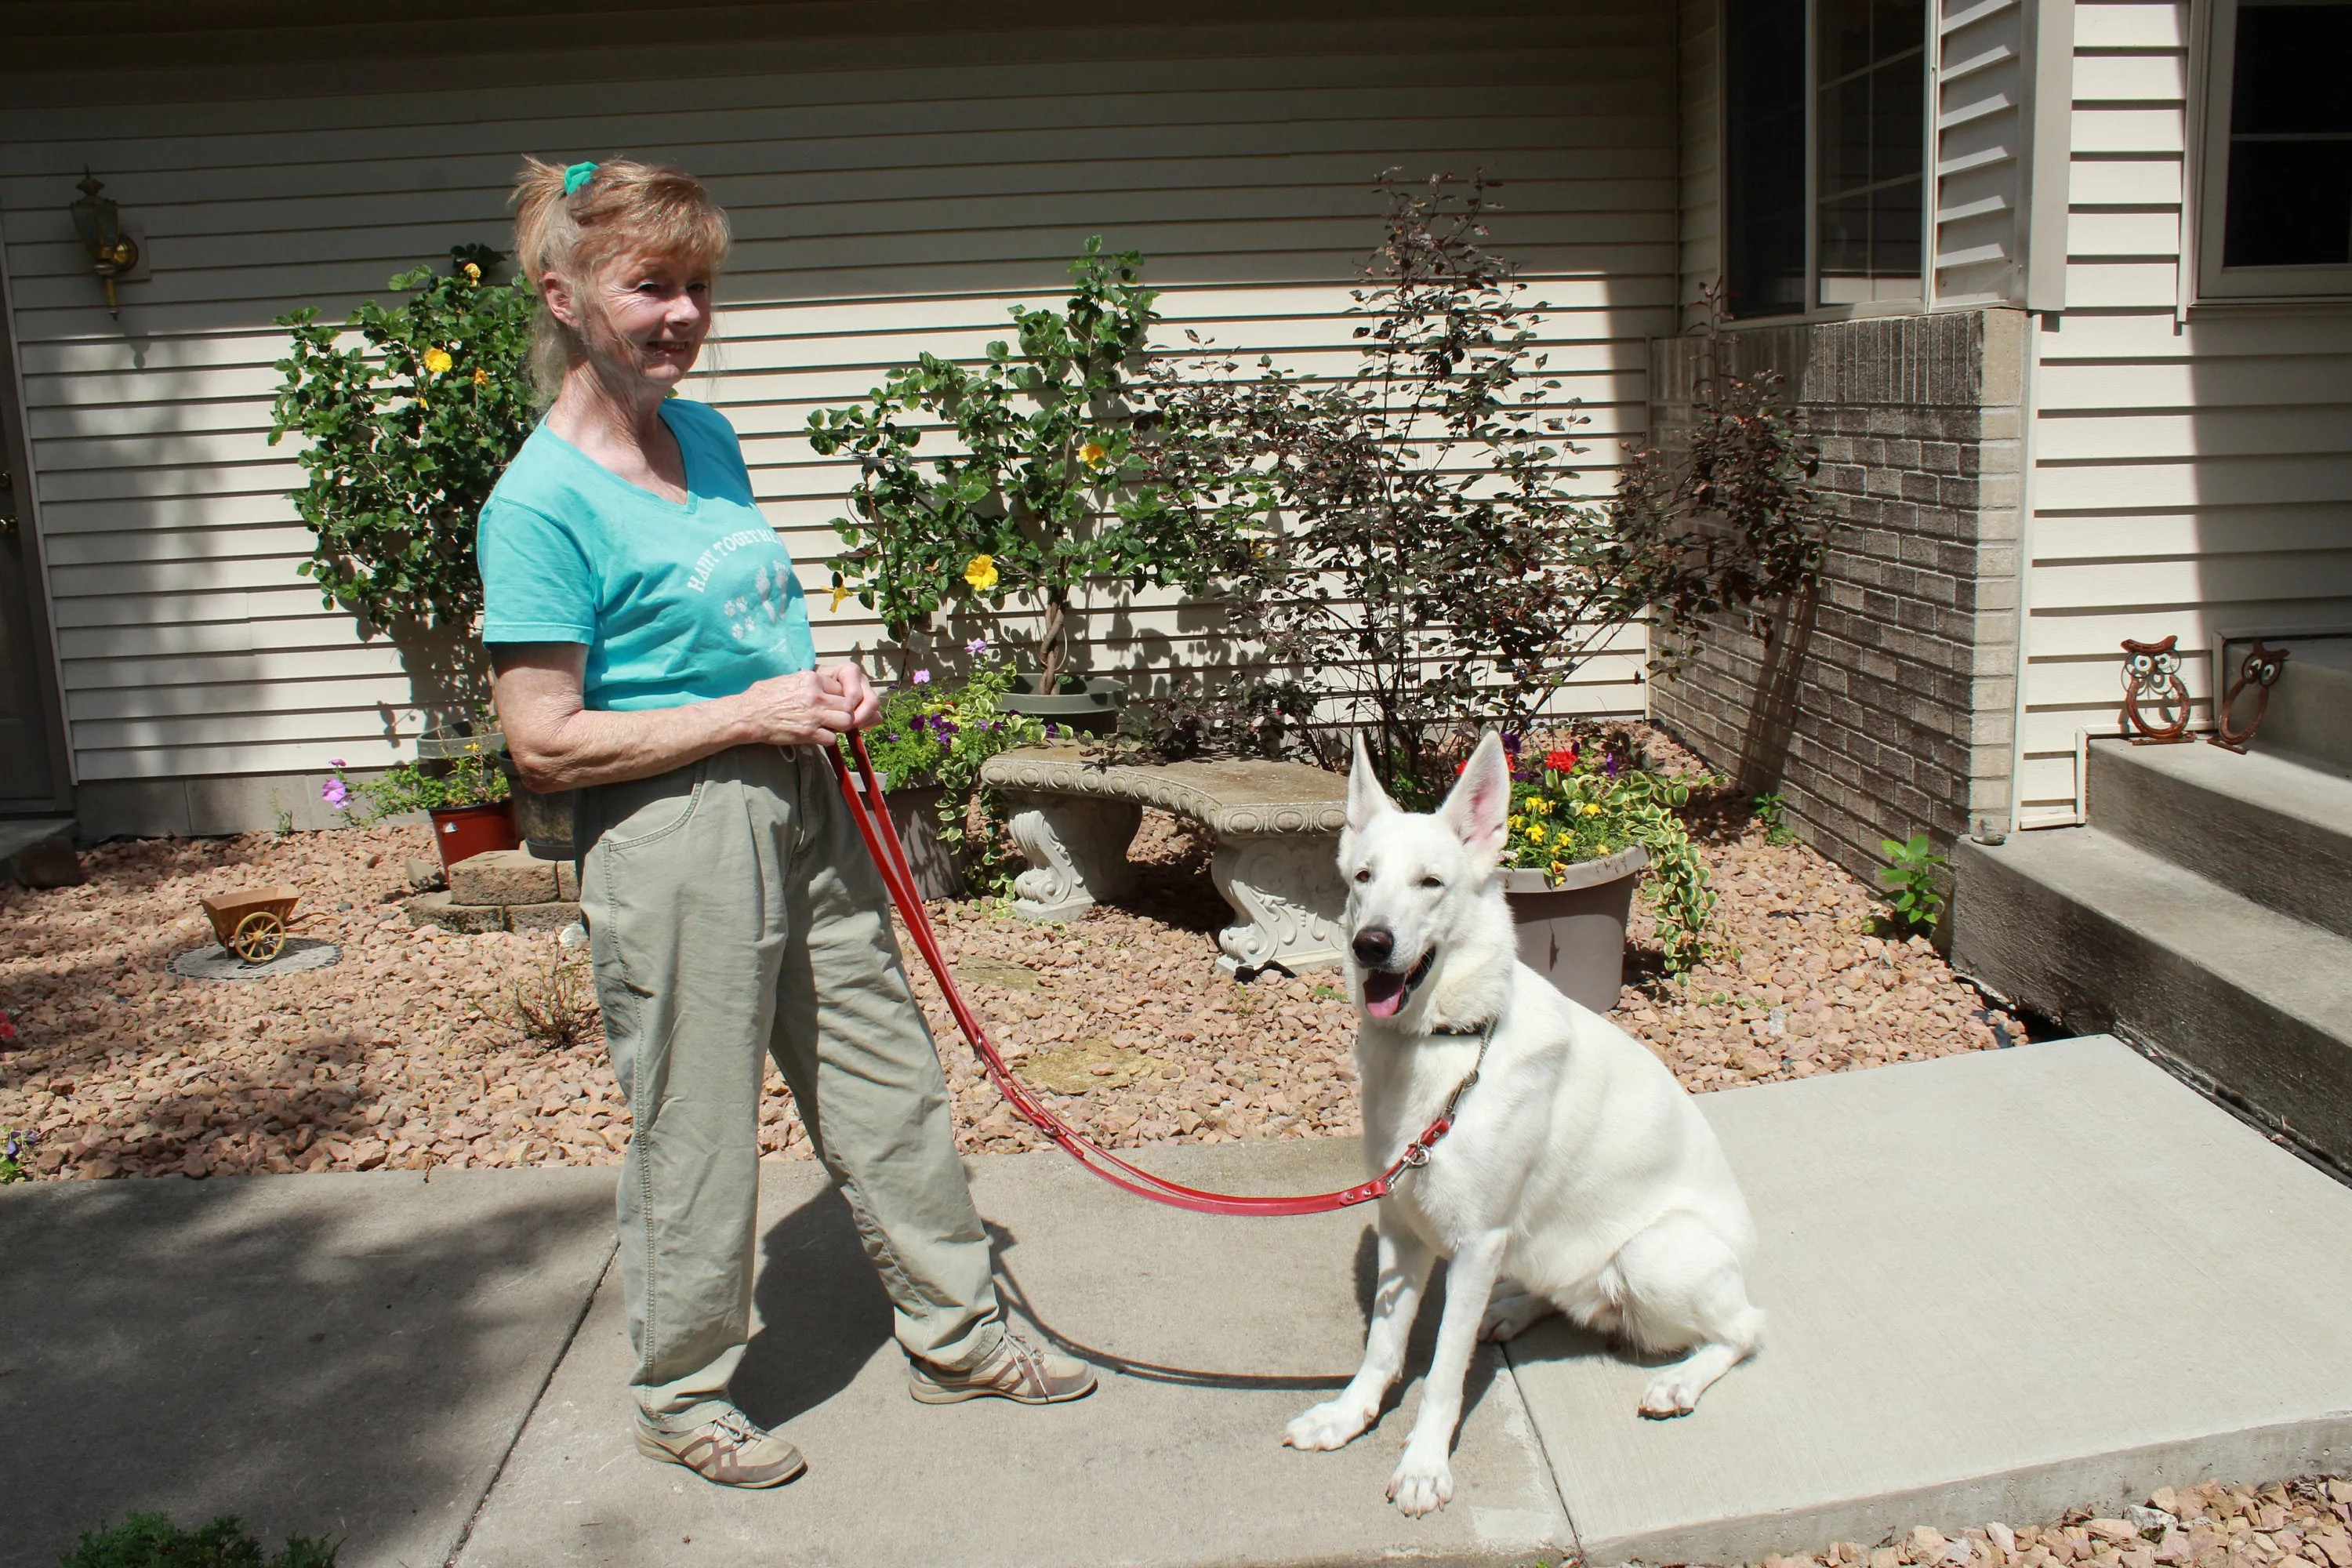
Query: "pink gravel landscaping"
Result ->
[[0, 765, 2024, 1182]]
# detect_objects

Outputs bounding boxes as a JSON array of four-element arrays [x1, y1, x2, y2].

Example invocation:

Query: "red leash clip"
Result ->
[[826, 731, 1489, 1218]]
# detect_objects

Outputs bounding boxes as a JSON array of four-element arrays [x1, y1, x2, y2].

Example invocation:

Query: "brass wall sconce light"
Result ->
[[68, 170, 140, 315]]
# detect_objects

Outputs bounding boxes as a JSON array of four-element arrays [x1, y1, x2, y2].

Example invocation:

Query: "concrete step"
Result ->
[[2087, 739, 2352, 940], [2252, 636, 2352, 776], [1953, 826, 2352, 1169]]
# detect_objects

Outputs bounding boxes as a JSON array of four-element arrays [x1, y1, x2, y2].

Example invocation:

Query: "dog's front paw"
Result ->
[[1387, 1446, 1454, 1517], [1284, 1398, 1374, 1451], [1638, 1369, 1702, 1418]]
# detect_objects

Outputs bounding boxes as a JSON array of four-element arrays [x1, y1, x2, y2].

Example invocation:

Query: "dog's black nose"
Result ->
[[1352, 927, 1394, 967]]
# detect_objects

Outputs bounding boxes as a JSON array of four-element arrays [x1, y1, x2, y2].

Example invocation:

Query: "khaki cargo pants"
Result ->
[[577, 743, 1001, 1424]]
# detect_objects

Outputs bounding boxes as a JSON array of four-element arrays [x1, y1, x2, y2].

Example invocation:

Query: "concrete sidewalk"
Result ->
[[0, 1166, 615, 1568], [7, 1036, 2352, 1568]]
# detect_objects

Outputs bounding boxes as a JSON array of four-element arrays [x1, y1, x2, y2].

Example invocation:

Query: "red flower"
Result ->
[[1545, 748, 1578, 772], [0, 1009, 14, 1042], [1454, 760, 1468, 775]]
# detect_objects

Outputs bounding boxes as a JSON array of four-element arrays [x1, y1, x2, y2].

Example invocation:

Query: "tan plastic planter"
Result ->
[[1501, 844, 1649, 1013], [851, 775, 967, 902]]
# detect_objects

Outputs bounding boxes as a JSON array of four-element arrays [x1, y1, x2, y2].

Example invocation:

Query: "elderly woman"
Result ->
[[478, 156, 1093, 1490]]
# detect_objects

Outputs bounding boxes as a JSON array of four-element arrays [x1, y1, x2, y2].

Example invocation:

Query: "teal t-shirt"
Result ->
[[476, 397, 815, 710]]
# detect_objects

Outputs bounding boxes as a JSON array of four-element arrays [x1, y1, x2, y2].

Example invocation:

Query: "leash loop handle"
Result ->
[[826, 731, 1484, 1218]]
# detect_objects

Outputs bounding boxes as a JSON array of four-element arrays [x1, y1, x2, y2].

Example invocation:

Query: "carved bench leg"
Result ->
[[1002, 792, 1142, 921], [1211, 833, 1346, 978]]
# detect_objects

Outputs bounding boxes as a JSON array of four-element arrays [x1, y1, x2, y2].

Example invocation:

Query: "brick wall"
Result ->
[[1647, 307, 2027, 884]]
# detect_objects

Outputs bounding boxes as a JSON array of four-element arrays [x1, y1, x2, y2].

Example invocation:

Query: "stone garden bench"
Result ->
[[978, 745, 1348, 978]]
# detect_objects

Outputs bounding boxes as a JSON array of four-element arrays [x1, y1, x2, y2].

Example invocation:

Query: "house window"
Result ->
[[2198, 0, 2352, 299], [1723, 0, 1928, 318]]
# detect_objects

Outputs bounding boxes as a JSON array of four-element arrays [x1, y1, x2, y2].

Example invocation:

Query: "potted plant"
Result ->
[[858, 648, 1047, 898], [1499, 739, 1716, 1009], [325, 739, 515, 871], [806, 239, 1247, 729], [414, 720, 575, 862]]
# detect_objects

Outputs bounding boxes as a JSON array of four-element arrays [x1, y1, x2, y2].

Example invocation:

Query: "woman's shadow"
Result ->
[[729, 1183, 1501, 1435], [730, 1183, 896, 1429]]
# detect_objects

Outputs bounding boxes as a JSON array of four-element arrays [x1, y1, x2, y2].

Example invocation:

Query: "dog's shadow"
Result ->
[[730, 1191, 1505, 1439], [994, 1223, 1505, 1436]]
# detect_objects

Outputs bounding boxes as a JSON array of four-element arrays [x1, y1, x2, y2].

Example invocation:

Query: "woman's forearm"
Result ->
[[509, 694, 758, 792], [491, 648, 866, 793]]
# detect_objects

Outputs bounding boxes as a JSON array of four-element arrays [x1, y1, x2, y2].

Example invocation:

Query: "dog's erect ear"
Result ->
[[1346, 731, 1395, 836], [1439, 731, 1512, 861]]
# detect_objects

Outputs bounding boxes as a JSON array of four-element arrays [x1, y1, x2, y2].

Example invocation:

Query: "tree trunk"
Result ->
[[1039, 596, 1068, 691]]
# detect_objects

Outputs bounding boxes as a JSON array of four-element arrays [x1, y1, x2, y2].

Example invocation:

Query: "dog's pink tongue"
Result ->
[[1362, 972, 1406, 1018]]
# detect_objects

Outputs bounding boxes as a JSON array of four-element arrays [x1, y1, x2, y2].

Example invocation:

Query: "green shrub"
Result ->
[[807, 239, 1241, 689], [1877, 833, 1948, 936], [59, 1512, 338, 1568], [269, 245, 539, 639]]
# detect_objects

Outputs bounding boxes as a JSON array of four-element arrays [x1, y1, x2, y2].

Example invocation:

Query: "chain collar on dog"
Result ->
[[1395, 1018, 1495, 1171]]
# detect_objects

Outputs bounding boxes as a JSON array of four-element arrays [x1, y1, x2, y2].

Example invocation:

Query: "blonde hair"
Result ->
[[510, 155, 731, 397]]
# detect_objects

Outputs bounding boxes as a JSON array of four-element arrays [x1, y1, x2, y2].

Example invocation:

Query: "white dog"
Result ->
[[1284, 731, 1765, 1517]]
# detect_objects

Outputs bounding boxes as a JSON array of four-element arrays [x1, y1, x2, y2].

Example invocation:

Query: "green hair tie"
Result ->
[[563, 161, 598, 195]]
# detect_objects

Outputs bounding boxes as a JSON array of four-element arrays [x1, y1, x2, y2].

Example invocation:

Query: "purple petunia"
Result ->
[[321, 778, 350, 811], [966, 636, 989, 655], [912, 670, 931, 685], [1603, 751, 1622, 777]]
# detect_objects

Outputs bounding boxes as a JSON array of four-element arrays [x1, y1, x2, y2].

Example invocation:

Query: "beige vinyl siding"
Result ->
[[1934, 0, 2033, 307], [2011, 0, 2352, 822], [0, 2, 1677, 796]]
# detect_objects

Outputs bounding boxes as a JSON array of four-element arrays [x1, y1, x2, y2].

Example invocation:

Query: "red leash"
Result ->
[[826, 731, 1483, 1218]]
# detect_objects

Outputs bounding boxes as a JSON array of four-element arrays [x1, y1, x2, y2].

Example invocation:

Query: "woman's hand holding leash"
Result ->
[[735, 662, 876, 746]]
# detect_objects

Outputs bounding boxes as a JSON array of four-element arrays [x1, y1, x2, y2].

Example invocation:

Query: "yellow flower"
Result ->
[[472, 366, 488, 387], [1549, 860, 1569, 880], [1078, 441, 1108, 467], [422, 347, 453, 375], [1526, 823, 1546, 844], [1530, 797, 1551, 815], [1583, 801, 1602, 816], [462, 261, 481, 283], [1508, 815, 1524, 830], [829, 584, 851, 612], [964, 554, 1000, 592]]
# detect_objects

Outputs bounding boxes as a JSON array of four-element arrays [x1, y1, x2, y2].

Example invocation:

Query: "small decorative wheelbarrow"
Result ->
[[200, 886, 302, 964]]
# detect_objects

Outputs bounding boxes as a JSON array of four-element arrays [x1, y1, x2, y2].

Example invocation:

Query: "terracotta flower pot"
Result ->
[[428, 801, 518, 872], [1501, 844, 1649, 1013]]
